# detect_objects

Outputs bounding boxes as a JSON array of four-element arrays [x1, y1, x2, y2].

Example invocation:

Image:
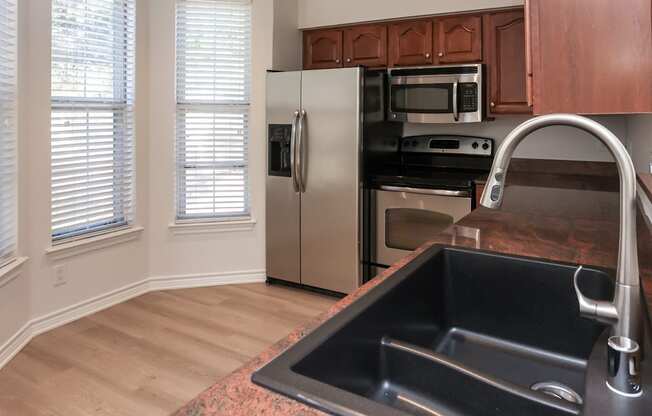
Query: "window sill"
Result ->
[[45, 226, 144, 261], [168, 218, 257, 235], [0, 257, 29, 289]]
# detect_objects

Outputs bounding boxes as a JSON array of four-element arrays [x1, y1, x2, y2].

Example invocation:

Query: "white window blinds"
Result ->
[[51, 0, 136, 241], [175, 0, 251, 221], [0, 0, 17, 266]]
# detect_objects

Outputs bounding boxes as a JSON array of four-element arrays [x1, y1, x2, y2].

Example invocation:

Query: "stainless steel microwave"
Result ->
[[388, 64, 484, 124]]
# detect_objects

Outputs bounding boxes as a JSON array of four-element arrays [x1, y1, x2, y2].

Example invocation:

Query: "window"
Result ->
[[51, 0, 136, 241], [175, 0, 251, 221], [0, 0, 17, 266]]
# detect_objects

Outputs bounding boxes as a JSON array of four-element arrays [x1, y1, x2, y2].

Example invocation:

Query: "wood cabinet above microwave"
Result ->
[[433, 15, 483, 64], [388, 20, 433, 67]]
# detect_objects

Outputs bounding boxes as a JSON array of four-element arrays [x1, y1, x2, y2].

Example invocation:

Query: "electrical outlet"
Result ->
[[53, 264, 67, 287]]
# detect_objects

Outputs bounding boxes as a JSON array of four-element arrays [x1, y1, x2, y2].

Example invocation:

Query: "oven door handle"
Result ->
[[379, 185, 470, 198]]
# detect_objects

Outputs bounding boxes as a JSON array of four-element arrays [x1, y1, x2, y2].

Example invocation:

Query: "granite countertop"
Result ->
[[175, 169, 652, 416]]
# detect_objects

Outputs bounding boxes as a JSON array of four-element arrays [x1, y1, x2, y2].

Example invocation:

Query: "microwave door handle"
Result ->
[[290, 110, 300, 192], [452, 81, 459, 122]]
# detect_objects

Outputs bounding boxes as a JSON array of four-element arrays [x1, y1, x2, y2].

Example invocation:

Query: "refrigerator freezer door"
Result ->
[[299, 68, 362, 294], [266, 71, 302, 283]]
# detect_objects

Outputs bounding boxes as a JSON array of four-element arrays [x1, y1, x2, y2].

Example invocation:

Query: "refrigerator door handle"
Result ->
[[290, 110, 300, 192], [297, 110, 307, 193]]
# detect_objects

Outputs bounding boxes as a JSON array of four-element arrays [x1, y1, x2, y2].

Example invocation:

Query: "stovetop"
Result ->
[[365, 135, 494, 191]]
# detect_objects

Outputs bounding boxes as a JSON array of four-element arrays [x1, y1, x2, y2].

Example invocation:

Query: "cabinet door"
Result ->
[[303, 29, 343, 70], [484, 11, 531, 114], [434, 15, 482, 64], [388, 20, 433, 67], [343, 24, 387, 67], [528, 0, 652, 114]]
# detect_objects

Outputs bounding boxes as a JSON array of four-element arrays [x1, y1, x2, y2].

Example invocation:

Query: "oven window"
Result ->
[[385, 208, 454, 251], [391, 84, 452, 113]]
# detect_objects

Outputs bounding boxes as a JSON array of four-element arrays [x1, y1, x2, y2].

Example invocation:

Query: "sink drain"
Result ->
[[530, 381, 583, 405]]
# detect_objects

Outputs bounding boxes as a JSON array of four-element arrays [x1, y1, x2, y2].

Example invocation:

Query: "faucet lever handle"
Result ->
[[573, 266, 619, 324]]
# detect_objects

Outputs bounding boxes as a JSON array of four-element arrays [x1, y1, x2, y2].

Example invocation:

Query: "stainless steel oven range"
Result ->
[[366, 135, 494, 274]]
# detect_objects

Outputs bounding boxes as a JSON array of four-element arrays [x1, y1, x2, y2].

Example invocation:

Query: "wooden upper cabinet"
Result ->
[[433, 15, 482, 64], [303, 29, 343, 70], [484, 10, 530, 114], [388, 20, 433, 67], [343, 24, 388, 67], [528, 0, 652, 114]]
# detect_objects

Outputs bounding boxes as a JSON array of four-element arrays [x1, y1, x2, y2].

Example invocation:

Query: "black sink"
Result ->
[[252, 246, 645, 415]]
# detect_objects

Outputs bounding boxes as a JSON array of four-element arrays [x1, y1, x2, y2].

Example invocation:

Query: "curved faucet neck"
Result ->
[[481, 114, 642, 351]]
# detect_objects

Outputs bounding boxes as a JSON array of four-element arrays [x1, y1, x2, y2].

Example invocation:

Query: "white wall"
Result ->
[[273, 0, 301, 70], [298, 0, 523, 28], [626, 115, 652, 173], [404, 116, 628, 162], [18, 0, 149, 320]]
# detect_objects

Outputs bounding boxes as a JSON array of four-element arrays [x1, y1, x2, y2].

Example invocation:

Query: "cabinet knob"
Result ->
[[425, 53, 431, 59], [438, 52, 444, 57], [490, 102, 496, 107], [335, 58, 341, 63], [346, 57, 351, 63]]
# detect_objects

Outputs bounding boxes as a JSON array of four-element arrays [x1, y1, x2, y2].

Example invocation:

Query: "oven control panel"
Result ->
[[400, 135, 493, 156]]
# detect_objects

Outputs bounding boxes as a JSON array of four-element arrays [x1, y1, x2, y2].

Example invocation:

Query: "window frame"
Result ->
[[174, 0, 252, 223], [50, 0, 136, 243]]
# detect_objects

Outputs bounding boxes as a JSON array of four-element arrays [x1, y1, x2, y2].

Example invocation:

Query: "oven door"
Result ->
[[373, 186, 472, 267]]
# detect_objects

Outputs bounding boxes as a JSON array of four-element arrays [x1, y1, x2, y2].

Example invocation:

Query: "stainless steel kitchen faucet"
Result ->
[[480, 113, 644, 398]]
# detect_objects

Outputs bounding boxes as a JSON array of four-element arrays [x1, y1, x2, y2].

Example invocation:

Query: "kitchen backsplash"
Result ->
[[626, 114, 652, 173], [403, 115, 628, 163]]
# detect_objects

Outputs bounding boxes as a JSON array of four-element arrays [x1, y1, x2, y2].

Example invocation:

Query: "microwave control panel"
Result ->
[[459, 83, 478, 113]]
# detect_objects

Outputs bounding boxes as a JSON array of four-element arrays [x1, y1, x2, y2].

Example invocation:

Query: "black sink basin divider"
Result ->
[[380, 336, 580, 415]]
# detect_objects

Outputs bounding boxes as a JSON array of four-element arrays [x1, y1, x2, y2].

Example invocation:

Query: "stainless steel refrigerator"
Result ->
[[266, 67, 363, 294]]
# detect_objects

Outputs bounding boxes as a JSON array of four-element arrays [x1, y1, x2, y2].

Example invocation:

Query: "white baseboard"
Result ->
[[29, 279, 151, 337], [0, 269, 266, 370], [0, 323, 32, 371], [147, 269, 266, 291]]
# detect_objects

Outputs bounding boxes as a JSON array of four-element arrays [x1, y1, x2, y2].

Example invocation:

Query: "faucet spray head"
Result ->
[[480, 168, 506, 209]]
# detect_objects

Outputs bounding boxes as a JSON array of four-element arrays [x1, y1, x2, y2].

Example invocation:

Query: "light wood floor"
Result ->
[[0, 283, 336, 416]]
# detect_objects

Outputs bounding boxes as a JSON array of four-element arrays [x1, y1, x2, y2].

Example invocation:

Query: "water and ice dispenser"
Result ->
[[268, 124, 292, 177]]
